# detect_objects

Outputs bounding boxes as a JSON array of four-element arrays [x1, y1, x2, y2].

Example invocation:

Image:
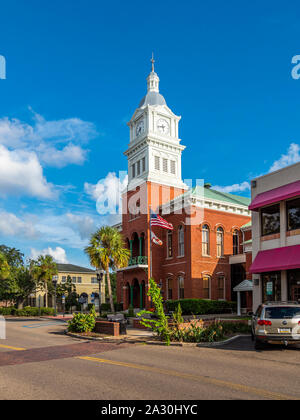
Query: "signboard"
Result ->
[[266, 282, 273, 296]]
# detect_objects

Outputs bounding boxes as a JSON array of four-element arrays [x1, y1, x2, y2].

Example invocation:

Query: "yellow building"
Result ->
[[29, 263, 106, 310]]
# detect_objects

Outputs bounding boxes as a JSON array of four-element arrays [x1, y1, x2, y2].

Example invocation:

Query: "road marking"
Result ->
[[78, 356, 299, 401], [0, 344, 26, 351], [22, 323, 62, 329]]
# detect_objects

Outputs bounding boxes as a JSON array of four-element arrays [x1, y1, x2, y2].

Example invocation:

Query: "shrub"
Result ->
[[0, 307, 13, 315], [68, 309, 96, 333], [166, 299, 236, 315], [100, 303, 123, 312], [137, 278, 171, 346], [0, 306, 55, 317]]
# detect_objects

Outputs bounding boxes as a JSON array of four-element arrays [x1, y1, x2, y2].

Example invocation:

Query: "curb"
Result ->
[[65, 331, 251, 347], [196, 334, 251, 348]]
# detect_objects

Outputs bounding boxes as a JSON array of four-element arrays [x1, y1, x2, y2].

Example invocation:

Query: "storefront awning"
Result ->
[[250, 245, 300, 274], [249, 180, 300, 212]]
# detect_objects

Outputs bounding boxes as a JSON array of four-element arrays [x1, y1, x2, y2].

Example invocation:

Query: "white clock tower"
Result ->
[[125, 56, 187, 191]]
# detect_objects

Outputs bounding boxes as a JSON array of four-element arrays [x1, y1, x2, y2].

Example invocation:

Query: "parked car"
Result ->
[[251, 302, 300, 350]]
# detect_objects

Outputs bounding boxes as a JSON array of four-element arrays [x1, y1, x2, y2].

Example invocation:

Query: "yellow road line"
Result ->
[[78, 356, 299, 401], [0, 344, 26, 351]]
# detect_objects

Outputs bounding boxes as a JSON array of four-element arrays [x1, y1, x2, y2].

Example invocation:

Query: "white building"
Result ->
[[250, 162, 300, 310]]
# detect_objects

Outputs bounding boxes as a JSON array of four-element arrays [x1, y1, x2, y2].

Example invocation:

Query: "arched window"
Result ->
[[233, 230, 239, 255], [217, 227, 224, 257], [202, 225, 210, 256], [178, 226, 185, 257], [167, 230, 173, 258], [203, 275, 210, 299], [178, 276, 184, 299]]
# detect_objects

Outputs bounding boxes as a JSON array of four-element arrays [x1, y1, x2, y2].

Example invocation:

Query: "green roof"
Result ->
[[241, 221, 252, 229], [190, 186, 251, 207], [241, 239, 252, 245]]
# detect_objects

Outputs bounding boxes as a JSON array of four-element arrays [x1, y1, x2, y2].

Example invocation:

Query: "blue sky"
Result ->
[[1, 0, 300, 266]]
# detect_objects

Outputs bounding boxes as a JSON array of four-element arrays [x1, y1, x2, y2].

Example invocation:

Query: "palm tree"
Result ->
[[85, 226, 130, 313], [30, 255, 58, 308]]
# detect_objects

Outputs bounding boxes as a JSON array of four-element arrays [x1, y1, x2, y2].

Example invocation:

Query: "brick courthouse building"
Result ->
[[116, 61, 251, 310]]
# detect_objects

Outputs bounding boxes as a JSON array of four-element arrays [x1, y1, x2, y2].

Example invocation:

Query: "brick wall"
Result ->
[[94, 321, 120, 336]]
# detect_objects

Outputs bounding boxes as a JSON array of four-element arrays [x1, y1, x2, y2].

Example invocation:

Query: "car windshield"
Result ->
[[264, 307, 300, 319]]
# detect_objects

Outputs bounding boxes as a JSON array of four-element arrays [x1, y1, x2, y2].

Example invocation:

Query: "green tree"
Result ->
[[57, 275, 78, 312], [13, 267, 37, 309], [0, 245, 24, 268], [85, 226, 130, 313], [0, 252, 10, 280], [0, 247, 37, 308], [30, 255, 58, 308]]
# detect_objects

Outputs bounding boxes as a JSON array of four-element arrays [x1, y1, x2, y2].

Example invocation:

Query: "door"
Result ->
[[292, 286, 300, 302]]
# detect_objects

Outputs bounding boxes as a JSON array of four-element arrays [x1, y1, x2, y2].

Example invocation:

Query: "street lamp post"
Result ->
[[52, 275, 58, 317], [96, 270, 104, 316]]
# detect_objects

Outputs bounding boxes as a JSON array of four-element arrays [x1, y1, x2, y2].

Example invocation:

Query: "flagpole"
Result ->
[[149, 205, 152, 279]]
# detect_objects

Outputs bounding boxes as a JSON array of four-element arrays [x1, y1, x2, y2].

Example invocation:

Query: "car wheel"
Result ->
[[254, 338, 264, 350]]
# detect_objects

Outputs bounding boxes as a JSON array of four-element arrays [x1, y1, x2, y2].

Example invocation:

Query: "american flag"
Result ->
[[150, 212, 173, 230]]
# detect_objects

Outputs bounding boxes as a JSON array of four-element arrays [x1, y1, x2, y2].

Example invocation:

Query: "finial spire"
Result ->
[[151, 52, 155, 73]]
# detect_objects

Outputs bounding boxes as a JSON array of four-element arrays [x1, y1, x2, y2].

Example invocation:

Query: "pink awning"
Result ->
[[250, 245, 300, 274], [249, 180, 300, 211]]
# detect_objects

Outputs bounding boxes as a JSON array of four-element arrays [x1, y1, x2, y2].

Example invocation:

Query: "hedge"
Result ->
[[0, 306, 55, 316], [100, 303, 123, 312], [165, 299, 236, 315]]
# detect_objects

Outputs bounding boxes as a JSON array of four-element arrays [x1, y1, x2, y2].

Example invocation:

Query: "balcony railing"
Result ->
[[129, 256, 148, 266]]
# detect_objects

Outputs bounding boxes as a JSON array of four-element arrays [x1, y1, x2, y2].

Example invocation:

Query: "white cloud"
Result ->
[[0, 210, 39, 239], [213, 181, 250, 194], [30, 246, 68, 263], [269, 143, 300, 172], [0, 145, 54, 198], [66, 213, 96, 240], [84, 172, 128, 215], [0, 110, 98, 169]]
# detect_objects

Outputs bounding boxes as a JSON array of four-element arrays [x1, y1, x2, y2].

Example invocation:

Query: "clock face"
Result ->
[[136, 120, 145, 136], [157, 118, 170, 135]]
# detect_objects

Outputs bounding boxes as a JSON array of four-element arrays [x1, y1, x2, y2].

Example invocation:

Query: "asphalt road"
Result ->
[[0, 318, 299, 400]]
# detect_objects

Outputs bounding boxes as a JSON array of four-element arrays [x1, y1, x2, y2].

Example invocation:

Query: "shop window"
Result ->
[[262, 272, 281, 303], [261, 204, 280, 236], [288, 270, 300, 302], [287, 198, 300, 231]]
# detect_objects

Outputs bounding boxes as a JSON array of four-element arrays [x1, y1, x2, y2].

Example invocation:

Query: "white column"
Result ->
[[237, 292, 241, 316]]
